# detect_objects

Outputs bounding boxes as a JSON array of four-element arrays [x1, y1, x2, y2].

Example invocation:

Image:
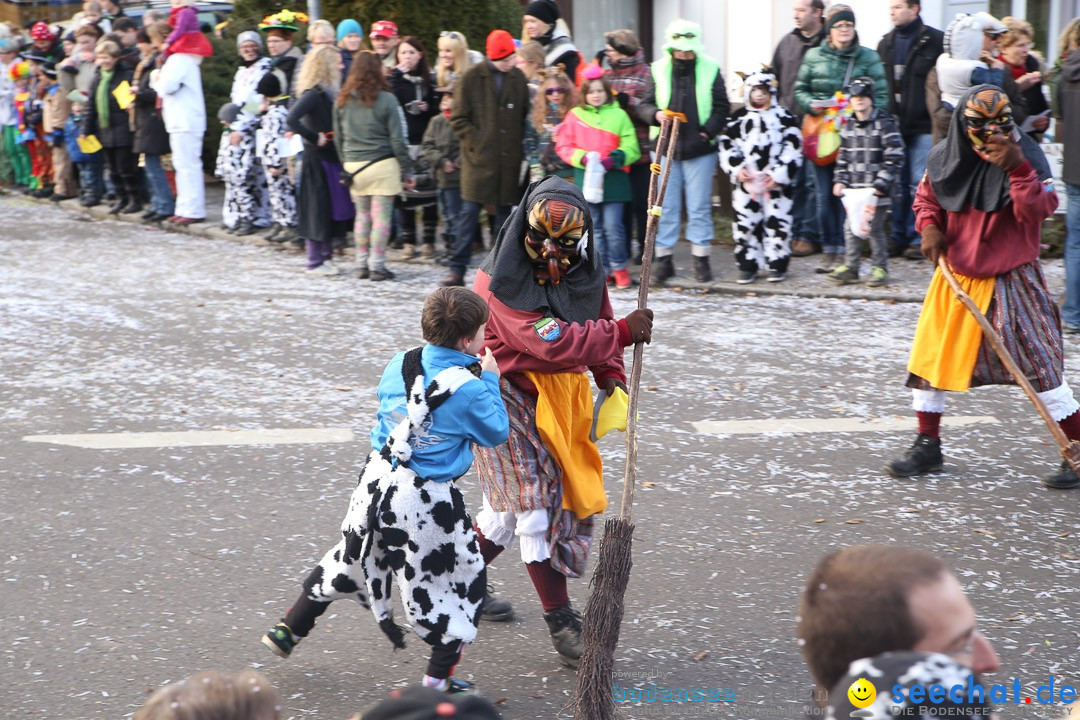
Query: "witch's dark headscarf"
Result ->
[[480, 176, 606, 325], [926, 84, 1052, 213]]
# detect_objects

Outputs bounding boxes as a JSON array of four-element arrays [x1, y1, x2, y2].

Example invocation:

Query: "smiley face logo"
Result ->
[[847, 678, 877, 709]]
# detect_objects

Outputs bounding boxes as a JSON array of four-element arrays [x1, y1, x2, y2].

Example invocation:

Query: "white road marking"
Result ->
[[22, 428, 356, 449], [691, 416, 1000, 436]]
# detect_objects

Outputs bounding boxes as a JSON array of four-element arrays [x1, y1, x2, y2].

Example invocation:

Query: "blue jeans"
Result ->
[[792, 156, 820, 243], [1064, 183, 1080, 329], [143, 154, 175, 215], [450, 201, 511, 276], [76, 156, 104, 200], [439, 186, 462, 241], [656, 153, 716, 256], [589, 201, 628, 274], [812, 162, 844, 253], [890, 133, 933, 248]]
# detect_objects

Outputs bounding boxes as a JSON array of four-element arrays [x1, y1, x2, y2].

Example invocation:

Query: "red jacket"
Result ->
[[914, 160, 1058, 278], [472, 269, 629, 395]]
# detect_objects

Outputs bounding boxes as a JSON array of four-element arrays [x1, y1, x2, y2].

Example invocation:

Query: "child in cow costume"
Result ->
[[470, 176, 654, 668], [718, 69, 802, 284], [262, 287, 509, 693]]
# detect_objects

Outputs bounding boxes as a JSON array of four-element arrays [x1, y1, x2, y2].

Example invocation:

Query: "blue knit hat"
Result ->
[[336, 18, 362, 42]]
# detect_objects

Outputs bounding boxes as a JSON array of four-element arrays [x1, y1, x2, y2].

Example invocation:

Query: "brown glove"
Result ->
[[977, 133, 1024, 172], [921, 224, 947, 264], [623, 308, 654, 345]]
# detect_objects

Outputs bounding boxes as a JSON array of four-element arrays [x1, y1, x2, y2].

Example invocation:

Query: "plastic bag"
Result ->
[[582, 150, 605, 204], [840, 187, 879, 240]]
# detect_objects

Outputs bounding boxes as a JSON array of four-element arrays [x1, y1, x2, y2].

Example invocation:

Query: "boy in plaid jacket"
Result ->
[[827, 76, 905, 287]]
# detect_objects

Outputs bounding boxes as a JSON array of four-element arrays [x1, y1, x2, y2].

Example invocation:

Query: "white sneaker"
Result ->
[[306, 262, 340, 276]]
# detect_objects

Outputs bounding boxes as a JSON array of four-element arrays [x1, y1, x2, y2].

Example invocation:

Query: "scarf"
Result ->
[[480, 176, 606, 325], [926, 84, 1052, 213], [96, 67, 114, 129]]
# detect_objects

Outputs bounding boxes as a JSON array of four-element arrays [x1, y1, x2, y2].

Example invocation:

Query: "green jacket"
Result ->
[[794, 42, 887, 116], [332, 90, 411, 172]]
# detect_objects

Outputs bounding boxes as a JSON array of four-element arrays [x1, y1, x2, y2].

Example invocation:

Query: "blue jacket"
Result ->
[[64, 114, 94, 163], [370, 344, 508, 482]]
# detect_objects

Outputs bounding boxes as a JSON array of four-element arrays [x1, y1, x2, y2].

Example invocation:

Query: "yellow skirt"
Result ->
[[907, 266, 996, 392], [522, 371, 607, 520], [344, 157, 401, 197]]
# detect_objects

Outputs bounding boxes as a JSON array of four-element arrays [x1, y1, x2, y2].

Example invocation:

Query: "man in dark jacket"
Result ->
[[1060, 46, 1080, 334], [638, 19, 730, 284], [771, 0, 825, 257], [877, 0, 944, 259], [443, 29, 530, 287]]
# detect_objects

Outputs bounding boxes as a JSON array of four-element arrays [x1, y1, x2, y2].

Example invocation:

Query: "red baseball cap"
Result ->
[[369, 20, 398, 38], [486, 29, 516, 61]]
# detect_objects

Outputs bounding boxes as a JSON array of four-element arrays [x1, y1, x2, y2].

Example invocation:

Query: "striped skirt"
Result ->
[[907, 262, 1065, 392], [473, 376, 594, 578]]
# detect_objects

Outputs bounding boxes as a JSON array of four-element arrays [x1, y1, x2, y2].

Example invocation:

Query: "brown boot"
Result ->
[[791, 239, 821, 257], [440, 272, 465, 287]]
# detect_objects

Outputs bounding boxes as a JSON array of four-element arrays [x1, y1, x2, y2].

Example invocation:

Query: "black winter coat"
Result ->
[[390, 67, 437, 144], [84, 65, 135, 148], [132, 52, 170, 155], [877, 18, 945, 137]]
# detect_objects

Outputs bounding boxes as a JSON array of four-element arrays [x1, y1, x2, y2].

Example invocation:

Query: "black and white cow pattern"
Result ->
[[256, 103, 298, 228], [302, 354, 486, 649], [718, 71, 803, 274], [214, 130, 270, 230]]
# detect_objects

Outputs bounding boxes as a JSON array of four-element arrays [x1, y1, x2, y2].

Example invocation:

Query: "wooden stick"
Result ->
[[936, 257, 1080, 471], [618, 115, 682, 523]]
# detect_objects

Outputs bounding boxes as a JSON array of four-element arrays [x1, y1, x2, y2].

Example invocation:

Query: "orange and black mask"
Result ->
[[525, 198, 587, 286], [962, 87, 1015, 148]]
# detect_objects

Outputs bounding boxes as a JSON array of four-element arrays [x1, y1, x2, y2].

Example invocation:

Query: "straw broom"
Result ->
[[572, 112, 684, 720]]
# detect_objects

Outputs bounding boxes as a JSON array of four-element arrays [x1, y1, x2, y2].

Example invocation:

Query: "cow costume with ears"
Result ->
[[718, 68, 803, 280]]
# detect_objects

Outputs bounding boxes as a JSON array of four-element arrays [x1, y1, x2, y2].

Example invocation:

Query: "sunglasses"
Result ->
[[440, 31, 462, 40], [670, 32, 696, 39], [544, 87, 567, 95]]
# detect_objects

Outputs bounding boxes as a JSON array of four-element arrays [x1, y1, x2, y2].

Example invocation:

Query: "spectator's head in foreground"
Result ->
[[134, 669, 280, 720]]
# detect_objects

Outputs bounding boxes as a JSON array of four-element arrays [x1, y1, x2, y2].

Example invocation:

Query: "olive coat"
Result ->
[[450, 59, 530, 206]]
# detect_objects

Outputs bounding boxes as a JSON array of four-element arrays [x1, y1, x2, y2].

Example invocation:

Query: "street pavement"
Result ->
[[2, 194, 1079, 719]]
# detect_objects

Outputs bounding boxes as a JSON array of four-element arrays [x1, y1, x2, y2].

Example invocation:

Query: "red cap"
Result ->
[[369, 20, 398, 38], [486, 29, 516, 61], [31, 22, 57, 42]]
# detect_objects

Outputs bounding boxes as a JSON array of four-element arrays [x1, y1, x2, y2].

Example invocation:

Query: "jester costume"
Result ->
[[263, 343, 508, 690], [7, 61, 35, 188], [471, 177, 648, 667], [888, 85, 1080, 489]]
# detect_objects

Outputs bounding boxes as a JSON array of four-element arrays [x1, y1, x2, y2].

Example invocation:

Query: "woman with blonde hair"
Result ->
[[528, 66, 575, 182], [516, 40, 545, 87], [434, 30, 481, 89], [334, 51, 412, 280], [998, 16, 1049, 138], [288, 43, 352, 274]]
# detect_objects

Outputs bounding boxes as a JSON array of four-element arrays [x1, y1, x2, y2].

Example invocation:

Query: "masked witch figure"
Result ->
[[469, 176, 655, 668], [887, 85, 1080, 490]]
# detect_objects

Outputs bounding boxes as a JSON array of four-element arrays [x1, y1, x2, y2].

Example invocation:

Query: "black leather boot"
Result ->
[[886, 434, 944, 477], [694, 255, 712, 283], [651, 254, 675, 287]]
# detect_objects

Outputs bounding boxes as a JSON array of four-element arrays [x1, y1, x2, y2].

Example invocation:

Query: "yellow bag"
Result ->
[[590, 387, 628, 442]]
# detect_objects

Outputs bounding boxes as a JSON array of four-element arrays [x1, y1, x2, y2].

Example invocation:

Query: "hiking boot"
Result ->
[[440, 272, 464, 287], [543, 604, 583, 668], [266, 223, 284, 242], [261, 621, 298, 658], [767, 270, 786, 283], [886, 434, 944, 478], [693, 256, 712, 283], [865, 266, 888, 288], [791, 239, 821, 256], [400, 243, 416, 260], [356, 266, 370, 279], [120, 200, 143, 214], [421, 243, 435, 259], [1043, 461, 1080, 490], [370, 268, 395, 281], [903, 246, 925, 261], [612, 268, 633, 289], [651, 255, 675, 287], [825, 265, 859, 285], [815, 253, 840, 274], [736, 270, 757, 284], [479, 585, 514, 622]]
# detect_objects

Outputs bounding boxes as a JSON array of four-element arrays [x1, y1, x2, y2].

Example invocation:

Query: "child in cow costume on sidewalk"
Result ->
[[470, 176, 654, 668], [718, 69, 802, 284], [262, 287, 510, 693]]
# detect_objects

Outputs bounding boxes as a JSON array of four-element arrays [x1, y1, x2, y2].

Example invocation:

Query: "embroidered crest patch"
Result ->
[[533, 317, 562, 341]]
